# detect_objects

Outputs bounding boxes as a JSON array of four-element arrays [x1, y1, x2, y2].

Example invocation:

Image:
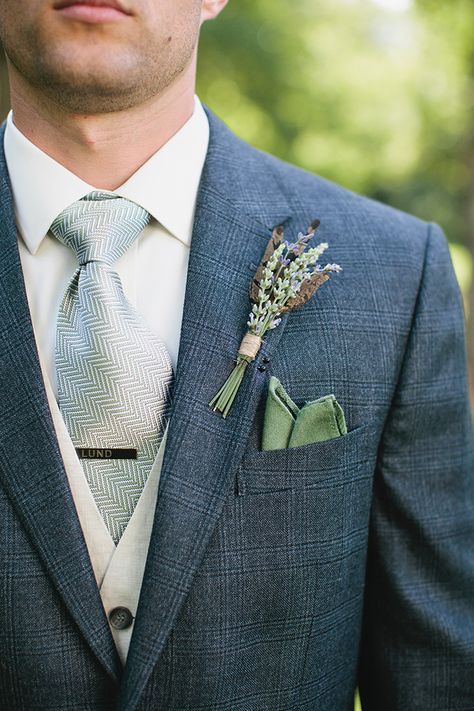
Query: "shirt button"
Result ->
[[109, 606, 134, 630]]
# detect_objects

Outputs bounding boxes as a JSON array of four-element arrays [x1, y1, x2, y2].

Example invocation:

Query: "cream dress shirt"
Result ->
[[3, 98, 209, 664]]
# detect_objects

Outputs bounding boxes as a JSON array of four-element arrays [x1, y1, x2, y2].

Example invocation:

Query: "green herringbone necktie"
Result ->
[[50, 191, 174, 544]]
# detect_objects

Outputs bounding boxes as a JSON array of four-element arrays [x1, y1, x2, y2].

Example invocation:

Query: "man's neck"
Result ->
[[9, 62, 197, 191]]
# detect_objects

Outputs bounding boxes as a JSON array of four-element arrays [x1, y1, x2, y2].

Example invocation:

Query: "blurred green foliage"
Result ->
[[197, 0, 473, 259]]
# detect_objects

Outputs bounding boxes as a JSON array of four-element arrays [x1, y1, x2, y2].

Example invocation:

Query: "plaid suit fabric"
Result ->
[[0, 108, 473, 711]]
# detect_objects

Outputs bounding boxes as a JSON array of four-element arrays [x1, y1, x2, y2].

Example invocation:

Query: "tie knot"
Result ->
[[50, 191, 150, 266]]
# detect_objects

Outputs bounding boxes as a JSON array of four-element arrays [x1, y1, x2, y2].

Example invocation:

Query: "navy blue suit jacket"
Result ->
[[0, 108, 473, 710]]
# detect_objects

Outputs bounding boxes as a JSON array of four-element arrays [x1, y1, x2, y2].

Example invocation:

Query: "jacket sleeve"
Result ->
[[358, 223, 474, 709]]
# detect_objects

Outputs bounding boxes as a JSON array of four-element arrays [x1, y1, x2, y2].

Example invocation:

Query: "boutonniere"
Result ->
[[209, 220, 342, 417]]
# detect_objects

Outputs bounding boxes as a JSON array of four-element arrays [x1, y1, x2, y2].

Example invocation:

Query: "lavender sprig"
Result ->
[[209, 221, 341, 417]]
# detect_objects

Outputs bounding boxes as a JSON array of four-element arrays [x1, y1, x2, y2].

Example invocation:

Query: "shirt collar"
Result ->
[[4, 96, 209, 255]]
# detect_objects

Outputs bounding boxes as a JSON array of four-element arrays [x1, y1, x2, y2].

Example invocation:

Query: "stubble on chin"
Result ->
[[4, 17, 197, 115]]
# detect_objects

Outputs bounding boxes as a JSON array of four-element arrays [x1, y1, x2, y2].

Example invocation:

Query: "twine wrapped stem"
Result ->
[[238, 333, 262, 359]]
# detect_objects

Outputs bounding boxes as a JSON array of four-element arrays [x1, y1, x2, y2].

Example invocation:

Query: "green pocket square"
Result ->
[[262, 376, 348, 451]]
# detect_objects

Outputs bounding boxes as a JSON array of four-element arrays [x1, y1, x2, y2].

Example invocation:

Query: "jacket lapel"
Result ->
[[120, 111, 293, 708], [0, 138, 121, 682]]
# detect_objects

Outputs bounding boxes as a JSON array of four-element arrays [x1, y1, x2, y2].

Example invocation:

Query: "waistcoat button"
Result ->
[[109, 606, 134, 630]]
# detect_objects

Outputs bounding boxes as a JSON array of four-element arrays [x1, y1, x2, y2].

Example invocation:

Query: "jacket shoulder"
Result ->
[[252, 145, 433, 258], [205, 108, 444, 268]]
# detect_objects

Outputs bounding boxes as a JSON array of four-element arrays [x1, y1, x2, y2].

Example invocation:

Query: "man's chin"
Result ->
[[42, 78, 147, 114], [26, 45, 146, 112]]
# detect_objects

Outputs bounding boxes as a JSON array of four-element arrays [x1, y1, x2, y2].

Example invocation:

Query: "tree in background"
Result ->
[[414, 0, 474, 386]]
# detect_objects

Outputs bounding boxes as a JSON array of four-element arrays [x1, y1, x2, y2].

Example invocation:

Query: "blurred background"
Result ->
[[0, 0, 473, 406], [195, 0, 474, 404]]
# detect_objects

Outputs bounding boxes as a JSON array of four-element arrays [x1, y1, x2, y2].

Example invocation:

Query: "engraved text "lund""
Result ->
[[75, 448, 137, 460]]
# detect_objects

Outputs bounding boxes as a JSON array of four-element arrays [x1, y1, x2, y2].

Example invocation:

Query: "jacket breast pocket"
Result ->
[[230, 422, 379, 582], [236, 423, 377, 496]]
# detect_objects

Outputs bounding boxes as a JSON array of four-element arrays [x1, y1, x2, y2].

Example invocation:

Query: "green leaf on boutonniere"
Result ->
[[209, 220, 342, 417]]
